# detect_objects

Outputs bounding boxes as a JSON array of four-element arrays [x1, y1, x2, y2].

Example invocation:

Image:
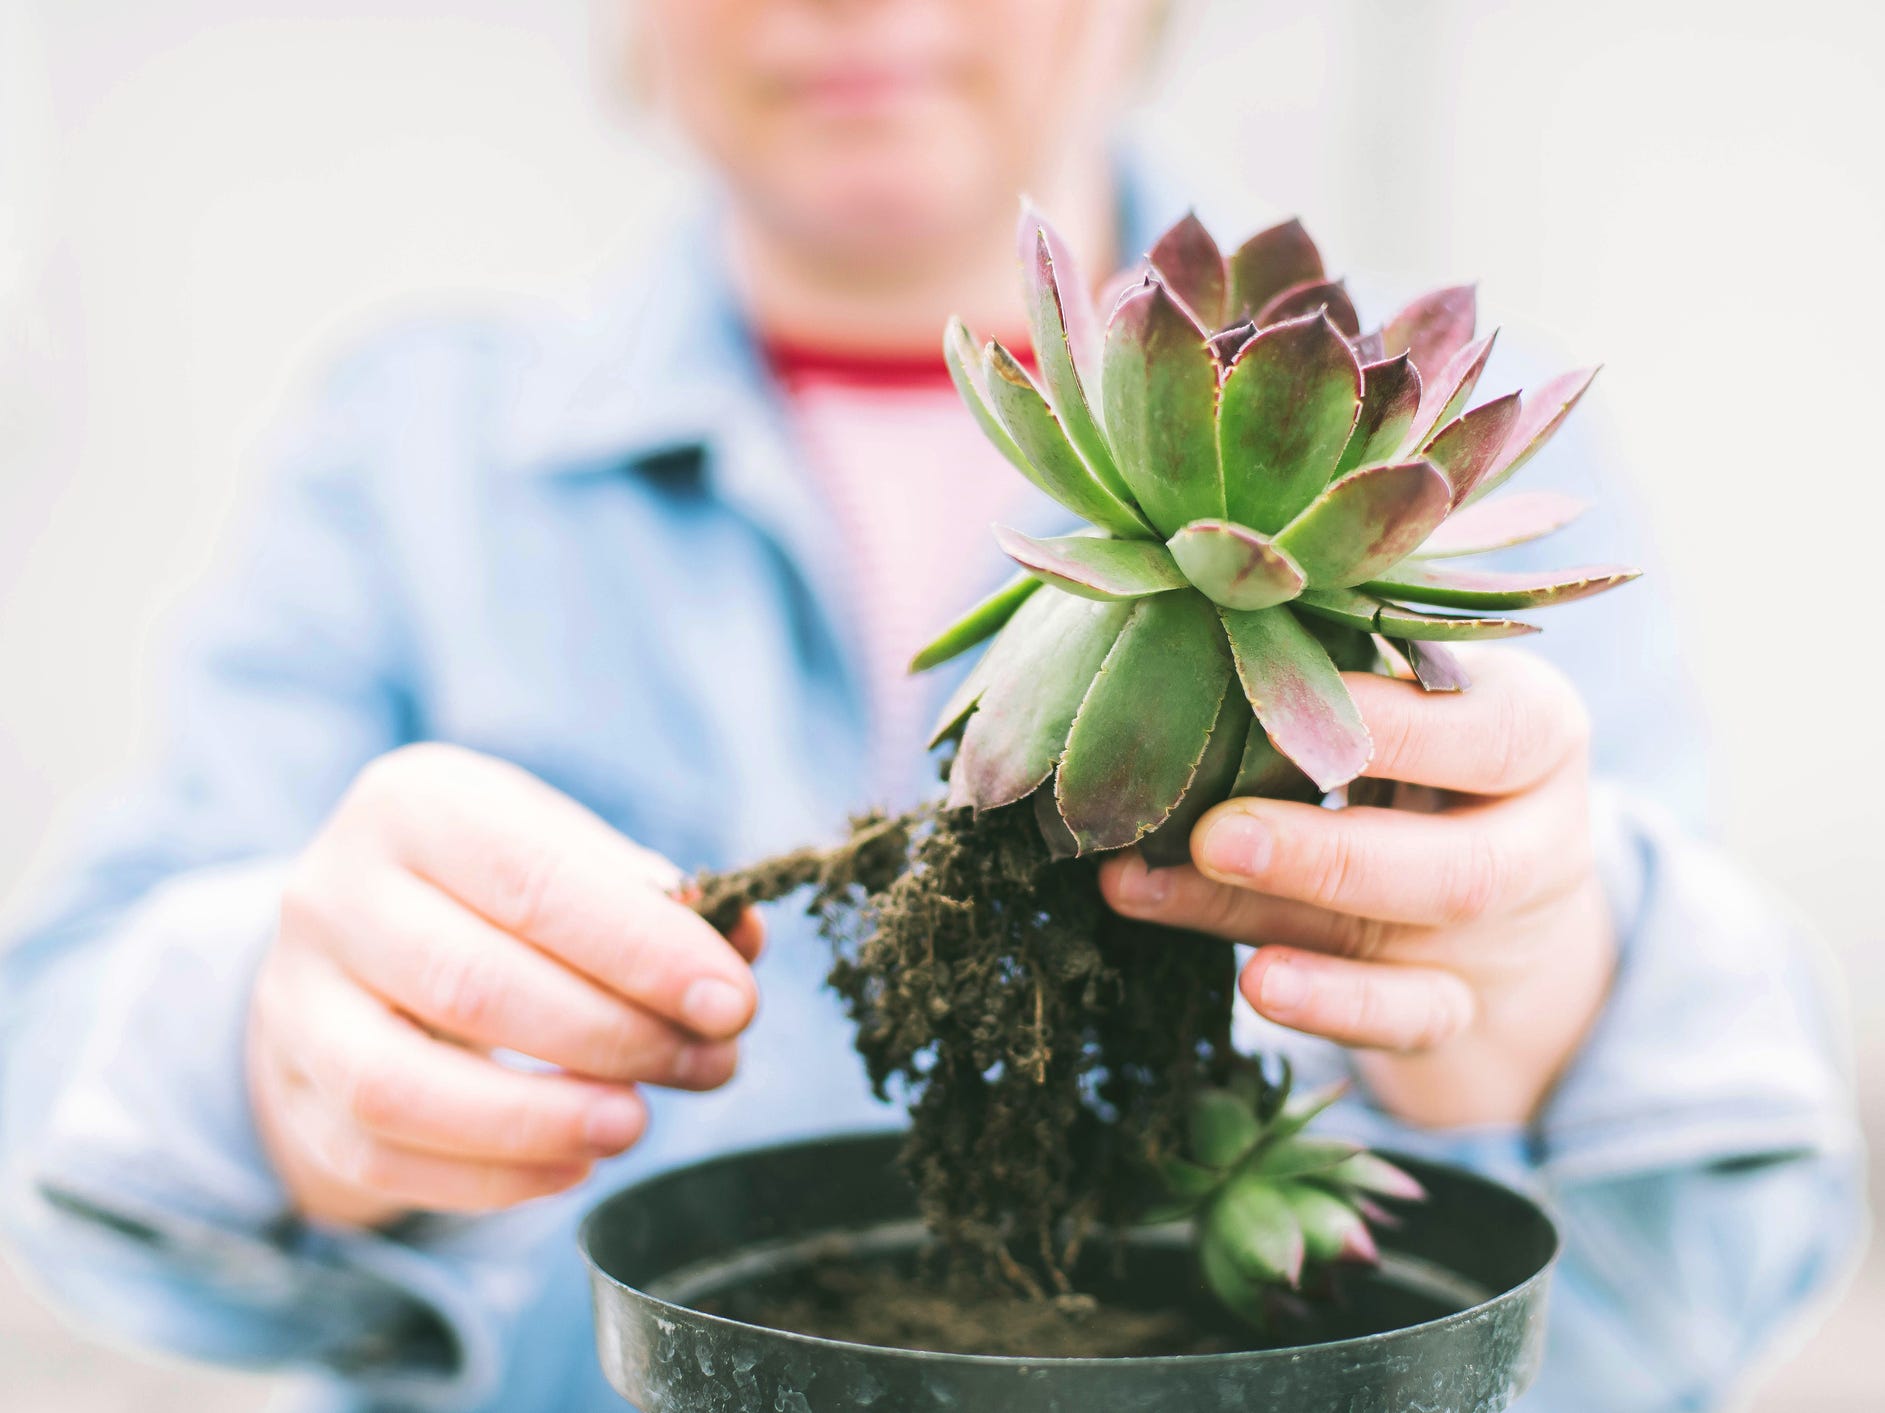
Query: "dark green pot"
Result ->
[[581, 1131, 1557, 1412]]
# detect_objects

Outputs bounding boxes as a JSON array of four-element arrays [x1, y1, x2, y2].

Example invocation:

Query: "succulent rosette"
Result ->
[[917, 208, 1637, 862], [1155, 1063, 1426, 1318]]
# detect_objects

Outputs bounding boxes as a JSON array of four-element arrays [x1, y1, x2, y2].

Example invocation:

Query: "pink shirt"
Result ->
[[764, 341, 1042, 797]]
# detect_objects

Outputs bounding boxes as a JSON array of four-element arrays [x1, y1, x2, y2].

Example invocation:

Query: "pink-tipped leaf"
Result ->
[[1403, 331, 1498, 451], [1391, 637, 1470, 692], [1218, 311, 1363, 535], [1331, 1152, 1427, 1202], [1166, 520, 1307, 611], [993, 525, 1187, 601], [1422, 391, 1524, 504], [1383, 284, 1476, 382], [1230, 723, 1325, 802], [1254, 278, 1361, 337], [1212, 1177, 1307, 1288], [1464, 366, 1599, 504], [1218, 606, 1373, 791], [1274, 460, 1453, 589], [1018, 203, 1102, 391], [1147, 211, 1228, 328], [1227, 218, 1324, 321], [1101, 279, 1225, 537], [1023, 223, 1135, 510], [1336, 354, 1423, 475], [1413, 490, 1589, 559]]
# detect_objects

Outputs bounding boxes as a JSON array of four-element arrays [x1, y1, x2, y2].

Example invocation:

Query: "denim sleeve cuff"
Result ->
[[7, 859, 502, 1402], [1537, 783, 1857, 1185]]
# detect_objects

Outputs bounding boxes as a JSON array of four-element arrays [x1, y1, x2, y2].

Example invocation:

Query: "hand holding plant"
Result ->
[[1102, 648, 1614, 1129]]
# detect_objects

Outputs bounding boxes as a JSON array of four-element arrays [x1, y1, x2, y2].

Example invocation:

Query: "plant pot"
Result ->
[[581, 1130, 1558, 1413]]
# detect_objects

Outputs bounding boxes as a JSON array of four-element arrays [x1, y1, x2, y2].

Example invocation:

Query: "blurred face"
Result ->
[[637, 0, 1158, 274]]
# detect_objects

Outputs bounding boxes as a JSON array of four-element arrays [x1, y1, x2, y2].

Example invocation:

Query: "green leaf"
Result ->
[[943, 317, 1036, 480], [1101, 280, 1225, 537], [1294, 587, 1538, 642], [1138, 1197, 1202, 1226], [1227, 218, 1324, 321], [980, 340, 1152, 538], [1166, 519, 1306, 611], [1336, 353, 1422, 475], [1031, 778, 1081, 861], [1138, 682, 1251, 867], [1219, 312, 1362, 535], [1288, 587, 1378, 634], [1379, 604, 1536, 641], [1366, 561, 1641, 611], [993, 525, 1187, 601], [1254, 1137, 1363, 1180], [948, 591, 1132, 812], [1147, 210, 1228, 328], [1056, 590, 1233, 852], [1210, 1176, 1307, 1287], [1274, 460, 1453, 589], [1412, 490, 1589, 558], [1262, 1080, 1349, 1148], [909, 574, 1041, 673], [1023, 225, 1136, 509], [1218, 606, 1372, 792], [1160, 1154, 1226, 1201], [1188, 1088, 1263, 1168], [1199, 1229, 1271, 1322]]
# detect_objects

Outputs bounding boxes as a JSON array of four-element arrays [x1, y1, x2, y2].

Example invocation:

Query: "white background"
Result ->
[[1, 1, 1880, 1408]]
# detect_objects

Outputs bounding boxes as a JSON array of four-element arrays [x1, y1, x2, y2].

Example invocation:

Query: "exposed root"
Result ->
[[688, 800, 1237, 1293]]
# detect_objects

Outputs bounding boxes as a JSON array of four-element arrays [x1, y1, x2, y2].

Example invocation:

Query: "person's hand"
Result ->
[[250, 743, 761, 1228], [1100, 650, 1615, 1129]]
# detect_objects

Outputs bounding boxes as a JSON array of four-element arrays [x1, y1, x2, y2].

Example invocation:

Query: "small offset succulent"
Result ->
[[1153, 1062, 1425, 1321], [917, 207, 1638, 863]]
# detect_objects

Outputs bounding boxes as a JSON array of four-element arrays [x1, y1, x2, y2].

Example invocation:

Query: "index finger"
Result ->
[[1345, 649, 1589, 796], [362, 744, 758, 1039]]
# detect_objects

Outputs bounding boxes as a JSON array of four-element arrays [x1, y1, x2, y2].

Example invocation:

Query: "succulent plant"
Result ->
[[1152, 1062, 1425, 1319], [916, 207, 1638, 863]]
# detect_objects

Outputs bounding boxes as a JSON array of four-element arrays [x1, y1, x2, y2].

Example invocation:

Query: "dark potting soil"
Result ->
[[690, 800, 1238, 1292], [709, 1258, 1246, 1359]]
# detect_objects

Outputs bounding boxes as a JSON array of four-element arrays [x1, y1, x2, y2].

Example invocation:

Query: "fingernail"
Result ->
[[673, 1042, 736, 1088], [1258, 957, 1307, 1016], [1200, 812, 1274, 879], [682, 978, 752, 1037], [585, 1093, 644, 1154], [1112, 855, 1171, 907]]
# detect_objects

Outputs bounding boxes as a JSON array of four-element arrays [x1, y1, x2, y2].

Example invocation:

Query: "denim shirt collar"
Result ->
[[495, 158, 1176, 487]]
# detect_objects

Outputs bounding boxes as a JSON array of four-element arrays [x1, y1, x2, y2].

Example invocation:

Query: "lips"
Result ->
[[778, 59, 947, 116]]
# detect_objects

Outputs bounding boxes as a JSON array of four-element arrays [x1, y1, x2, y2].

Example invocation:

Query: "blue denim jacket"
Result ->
[[0, 188, 1862, 1412]]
